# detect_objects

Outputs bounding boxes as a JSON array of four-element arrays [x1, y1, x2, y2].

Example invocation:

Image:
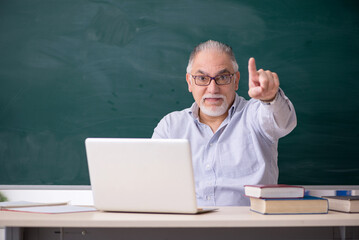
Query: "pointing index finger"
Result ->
[[248, 57, 258, 81]]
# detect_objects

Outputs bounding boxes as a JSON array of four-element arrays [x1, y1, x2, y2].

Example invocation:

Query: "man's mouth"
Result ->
[[204, 97, 223, 104]]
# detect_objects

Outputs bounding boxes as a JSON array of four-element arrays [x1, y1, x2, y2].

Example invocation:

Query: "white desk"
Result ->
[[1, 207, 359, 240]]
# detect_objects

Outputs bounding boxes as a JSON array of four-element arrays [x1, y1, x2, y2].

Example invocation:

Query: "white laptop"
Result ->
[[85, 138, 216, 214]]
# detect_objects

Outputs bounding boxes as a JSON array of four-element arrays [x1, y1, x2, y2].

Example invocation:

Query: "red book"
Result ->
[[244, 184, 305, 199]]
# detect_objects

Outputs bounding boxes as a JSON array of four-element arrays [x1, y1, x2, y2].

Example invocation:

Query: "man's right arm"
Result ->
[[152, 116, 170, 139]]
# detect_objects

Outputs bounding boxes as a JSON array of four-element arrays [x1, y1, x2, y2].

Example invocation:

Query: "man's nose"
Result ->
[[207, 79, 220, 93]]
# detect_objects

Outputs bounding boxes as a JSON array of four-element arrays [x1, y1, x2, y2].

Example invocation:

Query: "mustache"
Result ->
[[201, 94, 226, 102]]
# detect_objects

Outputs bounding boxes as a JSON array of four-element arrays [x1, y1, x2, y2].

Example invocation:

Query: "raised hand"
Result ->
[[248, 57, 279, 102]]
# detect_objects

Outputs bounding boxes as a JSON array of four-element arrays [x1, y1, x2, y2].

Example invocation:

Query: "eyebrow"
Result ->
[[194, 69, 232, 76]]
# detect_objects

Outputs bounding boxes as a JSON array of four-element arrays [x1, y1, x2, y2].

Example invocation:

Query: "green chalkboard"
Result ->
[[1, 0, 358, 186]]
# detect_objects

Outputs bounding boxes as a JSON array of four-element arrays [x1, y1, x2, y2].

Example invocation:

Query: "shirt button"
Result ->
[[206, 164, 211, 170], [206, 196, 211, 200]]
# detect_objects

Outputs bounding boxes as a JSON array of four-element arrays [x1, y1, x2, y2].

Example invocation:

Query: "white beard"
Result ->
[[199, 94, 229, 117]]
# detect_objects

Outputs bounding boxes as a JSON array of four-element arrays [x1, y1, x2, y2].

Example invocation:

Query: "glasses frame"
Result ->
[[190, 73, 235, 86]]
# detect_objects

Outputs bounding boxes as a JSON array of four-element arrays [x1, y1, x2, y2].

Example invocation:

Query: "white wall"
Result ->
[[1, 189, 93, 205], [1, 188, 358, 206]]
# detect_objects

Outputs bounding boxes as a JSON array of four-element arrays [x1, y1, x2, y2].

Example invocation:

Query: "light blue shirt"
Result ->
[[152, 89, 297, 206]]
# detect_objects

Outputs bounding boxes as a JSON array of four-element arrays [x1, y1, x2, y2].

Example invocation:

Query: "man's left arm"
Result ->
[[248, 57, 297, 141]]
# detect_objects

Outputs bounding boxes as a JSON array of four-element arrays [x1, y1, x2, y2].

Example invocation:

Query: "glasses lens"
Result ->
[[194, 76, 210, 86], [215, 75, 232, 85]]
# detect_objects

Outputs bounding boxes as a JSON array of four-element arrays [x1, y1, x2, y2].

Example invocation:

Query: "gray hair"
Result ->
[[186, 40, 239, 73]]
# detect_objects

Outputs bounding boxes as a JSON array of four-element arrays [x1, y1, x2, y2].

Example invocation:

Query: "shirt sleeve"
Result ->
[[152, 116, 169, 139], [257, 88, 297, 143]]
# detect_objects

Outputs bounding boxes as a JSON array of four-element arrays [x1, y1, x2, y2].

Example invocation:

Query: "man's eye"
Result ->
[[216, 75, 226, 80], [197, 76, 207, 81], [218, 75, 232, 82]]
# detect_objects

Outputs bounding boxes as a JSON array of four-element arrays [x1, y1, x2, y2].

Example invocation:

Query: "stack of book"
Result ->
[[323, 196, 359, 213], [244, 184, 328, 215]]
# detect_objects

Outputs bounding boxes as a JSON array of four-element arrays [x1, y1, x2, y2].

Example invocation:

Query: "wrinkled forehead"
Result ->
[[191, 50, 235, 74]]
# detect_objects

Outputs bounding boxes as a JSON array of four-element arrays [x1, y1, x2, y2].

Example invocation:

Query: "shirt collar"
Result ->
[[188, 102, 200, 121]]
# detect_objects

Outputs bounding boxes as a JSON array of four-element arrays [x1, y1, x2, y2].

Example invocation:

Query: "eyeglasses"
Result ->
[[190, 73, 235, 86]]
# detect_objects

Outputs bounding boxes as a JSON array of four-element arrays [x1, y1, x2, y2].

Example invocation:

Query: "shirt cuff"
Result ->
[[260, 89, 280, 105], [259, 88, 292, 114]]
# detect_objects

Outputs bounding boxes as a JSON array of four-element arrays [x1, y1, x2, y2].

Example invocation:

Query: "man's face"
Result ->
[[186, 49, 240, 118]]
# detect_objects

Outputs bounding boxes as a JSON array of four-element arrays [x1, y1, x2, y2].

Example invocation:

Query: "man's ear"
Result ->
[[234, 71, 240, 91], [186, 73, 193, 92]]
